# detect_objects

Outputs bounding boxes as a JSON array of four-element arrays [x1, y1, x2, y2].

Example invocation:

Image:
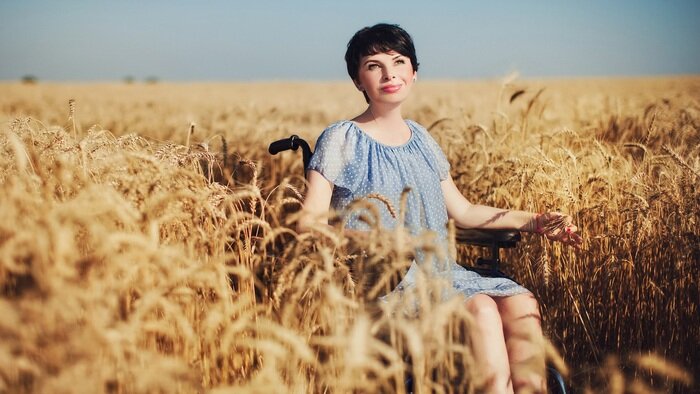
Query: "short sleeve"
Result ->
[[307, 121, 364, 191], [408, 120, 451, 181]]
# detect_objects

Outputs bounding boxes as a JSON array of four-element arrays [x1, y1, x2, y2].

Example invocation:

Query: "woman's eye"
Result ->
[[395, 59, 406, 64], [368, 64, 378, 70]]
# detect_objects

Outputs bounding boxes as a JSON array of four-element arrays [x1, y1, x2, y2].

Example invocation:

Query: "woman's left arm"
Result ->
[[441, 176, 583, 248]]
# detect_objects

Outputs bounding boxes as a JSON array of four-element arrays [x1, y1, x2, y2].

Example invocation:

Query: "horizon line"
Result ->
[[3, 73, 700, 85]]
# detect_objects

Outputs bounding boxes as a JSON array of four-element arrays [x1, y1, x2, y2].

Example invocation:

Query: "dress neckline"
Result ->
[[347, 120, 415, 149]]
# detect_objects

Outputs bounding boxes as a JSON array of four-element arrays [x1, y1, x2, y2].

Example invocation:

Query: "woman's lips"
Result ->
[[381, 84, 402, 93]]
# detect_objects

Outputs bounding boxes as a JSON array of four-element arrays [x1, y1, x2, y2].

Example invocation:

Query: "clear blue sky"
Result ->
[[1, 0, 698, 81]]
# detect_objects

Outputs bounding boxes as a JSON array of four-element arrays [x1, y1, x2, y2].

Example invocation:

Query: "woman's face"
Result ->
[[354, 50, 416, 105]]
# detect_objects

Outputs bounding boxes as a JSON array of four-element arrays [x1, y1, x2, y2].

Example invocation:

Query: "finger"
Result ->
[[566, 234, 579, 246], [551, 228, 564, 239], [544, 229, 558, 241], [567, 233, 583, 249], [553, 230, 582, 247]]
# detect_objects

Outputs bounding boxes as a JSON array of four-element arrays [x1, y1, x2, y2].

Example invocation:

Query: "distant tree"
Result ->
[[21, 75, 38, 84], [123, 75, 135, 84], [145, 76, 159, 84]]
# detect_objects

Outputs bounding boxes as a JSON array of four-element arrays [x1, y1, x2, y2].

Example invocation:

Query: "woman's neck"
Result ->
[[372, 103, 404, 125], [351, 103, 411, 145], [354, 102, 404, 127]]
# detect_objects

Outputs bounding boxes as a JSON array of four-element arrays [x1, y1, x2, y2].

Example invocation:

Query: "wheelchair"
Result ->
[[269, 134, 568, 394]]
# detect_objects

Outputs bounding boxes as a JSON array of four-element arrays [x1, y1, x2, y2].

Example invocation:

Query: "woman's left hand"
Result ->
[[534, 212, 583, 249]]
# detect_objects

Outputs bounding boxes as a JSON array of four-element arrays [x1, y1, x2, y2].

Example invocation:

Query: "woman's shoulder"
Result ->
[[406, 118, 448, 152], [405, 119, 434, 142], [308, 120, 366, 190], [316, 120, 355, 141], [312, 120, 361, 153], [322, 119, 355, 133], [405, 119, 430, 134], [405, 119, 423, 129]]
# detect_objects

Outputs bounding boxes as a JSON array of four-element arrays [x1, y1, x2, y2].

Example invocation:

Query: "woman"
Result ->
[[298, 23, 582, 393]]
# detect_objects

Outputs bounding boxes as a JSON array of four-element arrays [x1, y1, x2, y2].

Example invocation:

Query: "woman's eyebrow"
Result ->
[[363, 53, 403, 66]]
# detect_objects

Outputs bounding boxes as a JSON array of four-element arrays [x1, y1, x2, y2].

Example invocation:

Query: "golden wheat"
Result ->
[[0, 76, 698, 393]]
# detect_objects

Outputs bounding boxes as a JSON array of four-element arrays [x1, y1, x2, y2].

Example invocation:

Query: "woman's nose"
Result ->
[[382, 67, 395, 80]]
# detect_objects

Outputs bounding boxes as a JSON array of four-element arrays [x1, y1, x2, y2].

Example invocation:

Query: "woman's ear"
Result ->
[[412, 72, 417, 82]]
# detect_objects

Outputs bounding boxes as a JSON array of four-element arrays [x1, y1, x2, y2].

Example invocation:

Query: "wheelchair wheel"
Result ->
[[402, 368, 567, 393], [547, 366, 568, 394]]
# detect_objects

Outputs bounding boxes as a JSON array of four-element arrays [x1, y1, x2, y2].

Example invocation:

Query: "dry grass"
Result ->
[[0, 76, 698, 393]]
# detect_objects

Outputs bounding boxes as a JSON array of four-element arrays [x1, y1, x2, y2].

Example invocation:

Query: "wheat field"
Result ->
[[1, 76, 698, 393]]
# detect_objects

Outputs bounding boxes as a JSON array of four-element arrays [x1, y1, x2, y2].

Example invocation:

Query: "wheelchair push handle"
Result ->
[[268, 135, 299, 155], [268, 135, 313, 171]]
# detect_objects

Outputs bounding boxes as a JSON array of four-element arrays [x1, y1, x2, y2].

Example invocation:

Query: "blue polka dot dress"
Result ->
[[307, 120, 530, 300]]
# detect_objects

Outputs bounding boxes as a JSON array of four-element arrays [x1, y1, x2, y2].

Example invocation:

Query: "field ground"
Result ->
[[1, 77, 698, 392]]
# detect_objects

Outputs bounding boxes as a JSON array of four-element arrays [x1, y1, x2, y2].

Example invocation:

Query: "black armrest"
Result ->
[[455, 228, 521, 248]]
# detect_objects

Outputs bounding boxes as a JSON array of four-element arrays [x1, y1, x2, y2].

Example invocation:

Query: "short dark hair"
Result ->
[[345, 23, 419, 102]]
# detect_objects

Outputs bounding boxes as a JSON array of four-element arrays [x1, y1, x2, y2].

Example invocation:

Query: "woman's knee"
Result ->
[[498, 293, 542, 326], [465, 294, 502, 326]]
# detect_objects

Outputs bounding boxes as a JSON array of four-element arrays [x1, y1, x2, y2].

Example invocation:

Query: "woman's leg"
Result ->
[[495, 293, 546, 393], [465, 294, 513, 394]]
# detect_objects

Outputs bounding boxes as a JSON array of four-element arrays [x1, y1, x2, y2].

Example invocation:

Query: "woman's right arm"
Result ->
[[297, 169, 334, 233]]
